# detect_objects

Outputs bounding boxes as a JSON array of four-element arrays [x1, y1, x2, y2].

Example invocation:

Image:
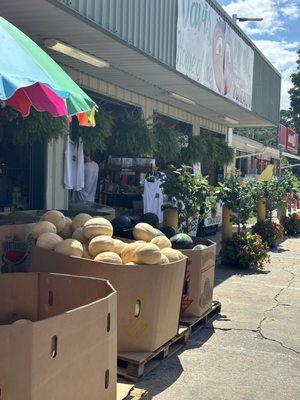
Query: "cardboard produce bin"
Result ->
[[0, 272, 117, 400], [28, 246, 187, 353], [180, 238, 217, 318]]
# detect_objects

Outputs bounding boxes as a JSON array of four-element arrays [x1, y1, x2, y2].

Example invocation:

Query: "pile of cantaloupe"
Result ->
[[30, 211, 185, 265]]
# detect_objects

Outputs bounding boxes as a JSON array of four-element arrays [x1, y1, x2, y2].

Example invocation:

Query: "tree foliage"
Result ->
[[215, 172, 256, 232], [289, 48, 300, 133], [233, 126, 278, 146]]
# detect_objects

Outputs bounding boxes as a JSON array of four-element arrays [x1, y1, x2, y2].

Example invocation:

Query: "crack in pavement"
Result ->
[[201, 326, 258, 333], [257, 267, 300, 356]]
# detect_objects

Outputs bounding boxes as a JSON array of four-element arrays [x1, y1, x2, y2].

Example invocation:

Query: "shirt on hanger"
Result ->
[[64, 136, 84, 191], [143, 178, 163, 223]]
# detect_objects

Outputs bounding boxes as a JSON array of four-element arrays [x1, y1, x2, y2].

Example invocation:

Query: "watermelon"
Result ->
[[155, 229, 165, 237], [140, 213, 159, 228], [193, 244, 208, 250], [160, 226, 176, 239], [170, 233, 194, 249], [116, 228, 134, 240], [111, 216, 132, 232]]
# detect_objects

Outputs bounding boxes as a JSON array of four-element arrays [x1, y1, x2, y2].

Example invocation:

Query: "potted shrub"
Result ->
[[252, 220, 284, 247], [162, 165, 215, 235], [216, 172, 257, 235], [282, 212, 300, 236], [220, 232, 270, 270]]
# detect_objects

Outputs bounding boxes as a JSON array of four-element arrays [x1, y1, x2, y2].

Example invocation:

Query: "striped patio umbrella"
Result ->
[[0, 17, 96, 126]]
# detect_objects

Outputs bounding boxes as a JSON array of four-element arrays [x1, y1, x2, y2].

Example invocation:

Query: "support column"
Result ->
[[45, 136, 68, 210]]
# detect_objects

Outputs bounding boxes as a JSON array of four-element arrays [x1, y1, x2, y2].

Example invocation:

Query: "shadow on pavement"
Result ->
[[137, 327, 216, 399], [214, 263, 270, 288]]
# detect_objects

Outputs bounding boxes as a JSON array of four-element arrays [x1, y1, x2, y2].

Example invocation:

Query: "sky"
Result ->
[[219, 0, 300, 109]]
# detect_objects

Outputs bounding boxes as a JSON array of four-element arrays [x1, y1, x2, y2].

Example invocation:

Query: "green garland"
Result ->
[[71, 107, 113, 154], [7, 108, 67, 145]]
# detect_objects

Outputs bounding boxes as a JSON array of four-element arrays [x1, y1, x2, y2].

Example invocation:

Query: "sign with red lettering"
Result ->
[[286, 128, 298, 154]]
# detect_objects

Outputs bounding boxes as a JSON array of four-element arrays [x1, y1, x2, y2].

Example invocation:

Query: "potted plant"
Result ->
[[220, 232, 270, 270], [282, 212, 300, 236], [216, 172, 257, 235], [252, 220, 284, 247], [162, 165, 215, 235]]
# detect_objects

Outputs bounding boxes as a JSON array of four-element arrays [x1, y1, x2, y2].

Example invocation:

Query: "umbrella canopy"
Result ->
[[0, 17, 96, 126]]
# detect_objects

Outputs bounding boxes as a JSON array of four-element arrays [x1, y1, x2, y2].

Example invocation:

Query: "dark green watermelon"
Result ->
[[160, 226, 176, 239], [170, 233, 194, 249], [155, 229, 165, 237], [116, 228, 134, 240], [193, 244, 208, 250], [140, 213, 159, 228], [112, 216, 132, 231]]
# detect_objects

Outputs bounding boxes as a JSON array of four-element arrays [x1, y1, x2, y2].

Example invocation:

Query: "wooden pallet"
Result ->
[[117, 326, 190, 382], [180, 300, 221, 335]]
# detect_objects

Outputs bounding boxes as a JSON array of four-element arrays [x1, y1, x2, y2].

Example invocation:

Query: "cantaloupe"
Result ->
[[161, 248, 185, 263], [41, 210, 66, 233], [36, 232, 63, 250], [113, 239, 128, 255], [83, 217, 113, 240], [151, 236, 172, 250], [121, 241, 146, 264], [94, 252, 122, 264], [72, 227, 87, 244], [132, 243, 162, 265], [31, 221, 56, 239], [12, 319, 32, 325], [60, 217, 73, 239], [160, 254, 170, 264], [71, 213, 92, 231], [54, 239, 83, 257], [82, 244, 93, 259], [88, 235, 115, 257], [133, 223, 157, 242]]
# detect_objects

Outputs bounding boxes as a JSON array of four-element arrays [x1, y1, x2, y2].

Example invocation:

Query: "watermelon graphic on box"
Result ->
[[1, 234, 34, 273]]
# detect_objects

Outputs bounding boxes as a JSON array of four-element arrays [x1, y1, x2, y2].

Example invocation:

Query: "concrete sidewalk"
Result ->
[[137, 237, 300, 400]]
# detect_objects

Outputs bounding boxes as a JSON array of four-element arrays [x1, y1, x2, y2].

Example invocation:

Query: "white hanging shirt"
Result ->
[[64, 136, 84, 191], [143, 179, 163, 223], [73, 161, 99, 203]]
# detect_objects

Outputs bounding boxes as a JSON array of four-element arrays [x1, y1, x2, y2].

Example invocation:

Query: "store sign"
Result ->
[[204, 201, 222, 227], [287, 128, 299, 154], [176, 0, 254, 110], [278, 124, 287, 147]]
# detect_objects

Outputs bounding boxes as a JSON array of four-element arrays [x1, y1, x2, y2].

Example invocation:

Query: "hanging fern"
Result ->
[[152, 120, 181, 164], [108, 110, 155, 156], [71, 107, 113, 155], [9, 109, 67, 145], [180, 131, 234, 166]]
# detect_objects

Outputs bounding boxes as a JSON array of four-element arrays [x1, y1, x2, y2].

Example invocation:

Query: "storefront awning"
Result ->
[[0, 0, 277, 128]]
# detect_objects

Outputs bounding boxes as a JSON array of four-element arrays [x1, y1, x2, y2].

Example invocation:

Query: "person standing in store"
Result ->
[[73, 154, 99, 203]]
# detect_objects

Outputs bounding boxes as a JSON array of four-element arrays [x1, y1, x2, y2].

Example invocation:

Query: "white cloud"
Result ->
[[221, 1, 300, 108], [253, 40, 299, 108], [223, 0, 300, 36]]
